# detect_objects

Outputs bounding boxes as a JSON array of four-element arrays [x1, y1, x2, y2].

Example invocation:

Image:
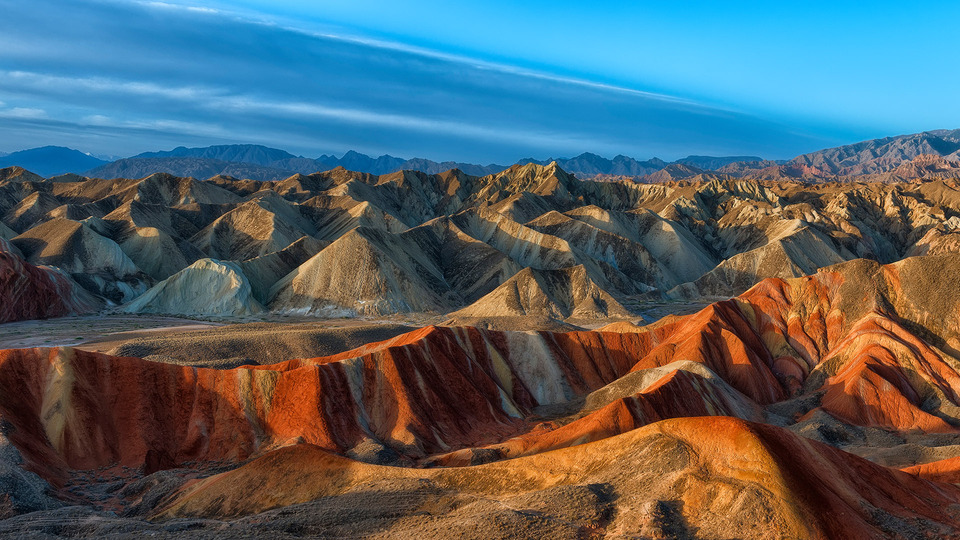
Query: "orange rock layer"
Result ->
[[2, 255, 960, 535]]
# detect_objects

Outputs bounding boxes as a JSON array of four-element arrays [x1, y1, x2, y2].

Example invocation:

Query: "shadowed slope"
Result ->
[[447, 265, 633, 322], [11, 218, 149, 303], [0, 239, 99, 323]]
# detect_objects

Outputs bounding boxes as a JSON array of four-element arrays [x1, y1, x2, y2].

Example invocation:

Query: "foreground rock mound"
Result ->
[[151, 417, 960, 539], [2, 254, 960, 535]]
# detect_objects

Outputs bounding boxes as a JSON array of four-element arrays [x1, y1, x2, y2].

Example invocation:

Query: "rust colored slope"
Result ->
[[153, 416, 960, 539], [432, 364, 764, 466], [0, 326, 657, 480], [0, 347, 364, 481], [727, 257, 960, 433], [0, 238, 97, 323], [903, 456, 960, 484], [620, 300, 789, 404], [815, 314, 960, 432]]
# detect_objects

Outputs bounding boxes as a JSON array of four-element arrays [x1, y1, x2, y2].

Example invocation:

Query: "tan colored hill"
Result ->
[[448, 265, 632, 322], [237, 235, 326, 304], [0, 166, 43, 183], [3, 191, 61, 232], [121, 258, 263, 316], [190, 192, 316, 260], [10, 218, 148, 303], [269, 227, 455, 315], [668, 220, 847, 298], [1, 162, 960, 320]]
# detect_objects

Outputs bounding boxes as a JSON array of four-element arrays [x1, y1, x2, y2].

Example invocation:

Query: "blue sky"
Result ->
[[0, 0, 957, 162]]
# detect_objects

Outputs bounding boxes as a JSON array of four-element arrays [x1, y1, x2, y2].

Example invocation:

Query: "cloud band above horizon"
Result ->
[[0, 0, 839, 162]]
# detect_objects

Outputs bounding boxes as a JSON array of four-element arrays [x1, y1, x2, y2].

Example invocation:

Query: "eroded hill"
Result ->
[[2, 163, 960, 327]]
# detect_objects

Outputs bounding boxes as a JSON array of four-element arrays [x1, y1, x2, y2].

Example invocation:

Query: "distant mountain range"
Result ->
[[100, 145, 509, 179], [83, 146, 772, 181], [0, 146, 107, 177], [76, 145, 771, 181], [707, 129, 960, 182], [2, 129, 959, 182], [517, 154, 766, 176], [790, 128, 960, 175]]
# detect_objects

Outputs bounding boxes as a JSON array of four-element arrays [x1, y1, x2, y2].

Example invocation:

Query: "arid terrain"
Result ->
[[4, 131, 960, 538]]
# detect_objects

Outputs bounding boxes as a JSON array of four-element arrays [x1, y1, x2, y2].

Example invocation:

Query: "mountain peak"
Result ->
[[0, 146, 107, 177]]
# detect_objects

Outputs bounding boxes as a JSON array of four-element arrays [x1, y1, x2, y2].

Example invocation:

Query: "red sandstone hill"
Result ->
[[2, 254, 960, 535], [0, 238, 98, 323]]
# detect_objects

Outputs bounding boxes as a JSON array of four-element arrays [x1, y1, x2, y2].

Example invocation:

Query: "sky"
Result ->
[[0, 0, 958, 163]]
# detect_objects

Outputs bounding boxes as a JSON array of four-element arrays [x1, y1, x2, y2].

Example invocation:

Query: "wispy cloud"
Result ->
[[1, 69, 594, 148], [0, 0, 835, 161], [1, 107, 47, 119], [3, 70, 226, 101], [126, 0, 706, 108], [137, 1, 219, 14]]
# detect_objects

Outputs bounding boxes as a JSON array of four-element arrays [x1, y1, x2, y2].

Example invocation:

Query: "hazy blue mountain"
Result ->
[[86, 144, 776, 180], [336, 151, 405, 175], [0, 146, 107, 177], [675, 155, 764, 170], [85, 157, 299, 181], [135, 144, 299, 164], [133, 144, 330, 175], [789, 129, 960, 175], [395, 158, 504, 176], [518, 153, 669, 176], [90, 145, 508, 179]]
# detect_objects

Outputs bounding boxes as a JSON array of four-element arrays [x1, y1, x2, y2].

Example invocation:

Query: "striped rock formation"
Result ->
[[1, 254, 960, 535]]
